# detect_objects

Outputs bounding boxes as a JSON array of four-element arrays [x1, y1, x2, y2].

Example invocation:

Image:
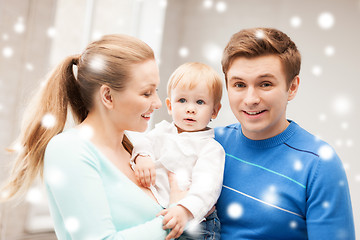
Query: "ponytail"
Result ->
[[1, 55, 86, 201]]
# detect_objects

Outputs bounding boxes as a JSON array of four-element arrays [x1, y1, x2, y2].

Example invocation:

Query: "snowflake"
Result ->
[[227, 202, 243, 219]]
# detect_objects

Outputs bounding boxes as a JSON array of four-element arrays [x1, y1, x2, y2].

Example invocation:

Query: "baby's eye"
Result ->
[[196, 100, 205, 105], [179, 98, 186, 103]]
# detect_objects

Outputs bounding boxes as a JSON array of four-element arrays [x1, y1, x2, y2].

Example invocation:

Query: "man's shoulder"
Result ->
[[215, 123, 240, 134], [287, 122, 336, 158]]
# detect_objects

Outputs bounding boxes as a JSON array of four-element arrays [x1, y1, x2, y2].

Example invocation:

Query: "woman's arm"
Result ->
[[44, 134, 168, 240]]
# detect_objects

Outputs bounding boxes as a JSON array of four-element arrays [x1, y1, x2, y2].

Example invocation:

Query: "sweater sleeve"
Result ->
[[177, 140, 225, 223], [306, 144, 355, 239], [44, 134, 168, 240]]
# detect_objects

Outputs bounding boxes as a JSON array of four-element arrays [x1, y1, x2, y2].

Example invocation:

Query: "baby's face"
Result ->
[[166, 81, 217, 133]]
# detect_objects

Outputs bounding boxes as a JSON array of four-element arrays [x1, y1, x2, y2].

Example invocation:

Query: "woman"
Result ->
[[1, 34, 185, 240]]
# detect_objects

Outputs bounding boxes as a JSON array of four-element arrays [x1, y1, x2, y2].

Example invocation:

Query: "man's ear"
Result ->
[[165, 98, 172, 115], [288, 76, 300, 101], [211, 103, 222, 119], [100, 85, 114, 109]]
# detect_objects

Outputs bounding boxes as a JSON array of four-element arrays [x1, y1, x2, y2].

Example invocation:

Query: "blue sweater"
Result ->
[[44, 128, 167, 240], [214, 121, 355, 240]]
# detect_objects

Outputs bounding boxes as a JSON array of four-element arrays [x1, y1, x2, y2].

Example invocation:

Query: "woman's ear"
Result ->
[[288, 76, 300, 101], [211, 103, 222, 119], [99, 85, 114, 109], [165, 98, 172, 115]]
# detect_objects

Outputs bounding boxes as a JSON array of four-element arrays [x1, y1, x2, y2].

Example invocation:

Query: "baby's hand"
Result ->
[[157, 205, 193, 240], [134, 155, 156, 188]]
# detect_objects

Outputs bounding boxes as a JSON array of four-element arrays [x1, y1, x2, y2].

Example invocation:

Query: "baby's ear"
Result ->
[[165, 98, 172, 115], [212, 103, 222, 119]]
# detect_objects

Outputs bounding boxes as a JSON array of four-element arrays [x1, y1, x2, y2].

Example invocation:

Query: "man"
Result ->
[[215, 28, 355, 239]]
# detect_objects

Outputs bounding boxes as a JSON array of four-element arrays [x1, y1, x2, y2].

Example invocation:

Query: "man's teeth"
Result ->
[[246, 111, 263, 115], [142, 114, 150, 118]]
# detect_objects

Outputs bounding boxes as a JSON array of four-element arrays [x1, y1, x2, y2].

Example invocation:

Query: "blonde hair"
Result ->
[[167, 62, 223, 105], [1, 34, 155, 201]]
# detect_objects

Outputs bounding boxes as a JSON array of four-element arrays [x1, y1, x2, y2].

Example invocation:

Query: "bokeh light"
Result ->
[[25, 63, 34, 71], [322, 201, 330, 209], [41, 113, 56, 129], [215, 1, 227, 13], [333, 96, 352, 115], [65, 217, 80, 233], [45, 167, 65, 187], [318, 145, 334, 160], [178, 47, 189, 58], [159, 0, 167, 8], [79, 124, 94, 140], [293, 160, 303, 171], [255, 29, 265, 39], [324, 45, 335, 56], [14, 18, 25, 34], [203, 42, 222, 63], [89, 56, 106, 72], [47, 27, 56, 38], [227, 202, 243, 219], [318, 12, 335, 29], [263, 185, 278, 205], [174, 168, 190, 190], [318, 113, 327, 121], [312, 65, 322, 76], [203, 0, 213, 9], [289, 220, 298, 229], [26, 187, 43, 204], [2, 46, 13, 58], [290, 16, 302, 28]]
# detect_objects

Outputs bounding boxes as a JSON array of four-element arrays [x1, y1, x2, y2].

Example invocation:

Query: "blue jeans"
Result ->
[[176, 210, 221, 240]]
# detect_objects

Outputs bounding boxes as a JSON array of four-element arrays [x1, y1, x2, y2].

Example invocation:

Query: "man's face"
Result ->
[[226, 55, 299, 140]]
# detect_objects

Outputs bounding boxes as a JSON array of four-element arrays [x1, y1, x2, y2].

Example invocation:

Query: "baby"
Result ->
[[131, 62, 225, 240]]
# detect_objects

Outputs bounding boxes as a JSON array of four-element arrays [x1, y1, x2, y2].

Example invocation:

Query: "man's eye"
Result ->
[[144, 92, 151, 97], [261, 82, 272, 87], [196, 100, 205, 105], [179, 98, 186, 103]]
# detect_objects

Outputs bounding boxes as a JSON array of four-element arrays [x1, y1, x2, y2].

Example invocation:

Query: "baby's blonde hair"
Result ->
[[167, 62, 223, 105]]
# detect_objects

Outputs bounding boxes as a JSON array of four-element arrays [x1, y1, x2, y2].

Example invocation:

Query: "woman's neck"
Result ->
[[80, 110, 125, 152]]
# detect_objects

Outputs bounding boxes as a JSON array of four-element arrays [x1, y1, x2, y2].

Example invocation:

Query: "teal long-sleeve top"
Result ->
[[44, 128, 167, 240]]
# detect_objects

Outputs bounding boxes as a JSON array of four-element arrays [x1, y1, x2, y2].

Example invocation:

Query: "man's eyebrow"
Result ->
[[259, 73, 276, 78]]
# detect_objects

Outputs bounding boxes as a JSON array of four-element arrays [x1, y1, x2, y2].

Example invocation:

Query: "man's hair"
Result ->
[[222, 27, 301, 87]]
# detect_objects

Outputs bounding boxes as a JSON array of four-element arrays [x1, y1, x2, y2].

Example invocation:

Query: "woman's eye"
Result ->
[[196, 100, 205, 105], [234, 82, 245, 88], [144, 92, 151, 97], [179, 98, 186, 103]]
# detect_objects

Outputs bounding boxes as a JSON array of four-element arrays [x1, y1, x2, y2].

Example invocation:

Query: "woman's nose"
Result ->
[[153, 93, 162, 109]]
